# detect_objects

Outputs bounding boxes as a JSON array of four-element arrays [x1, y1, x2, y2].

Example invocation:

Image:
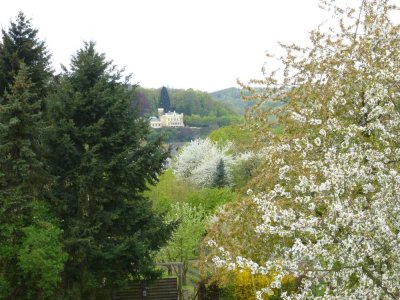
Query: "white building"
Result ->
[[149, 108, 184, 128]]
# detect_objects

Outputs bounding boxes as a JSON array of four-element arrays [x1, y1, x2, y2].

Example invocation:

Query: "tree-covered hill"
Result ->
[[210, 87, 254, 115], [134, 87, 243, 143], [134, 87, 236, 117]]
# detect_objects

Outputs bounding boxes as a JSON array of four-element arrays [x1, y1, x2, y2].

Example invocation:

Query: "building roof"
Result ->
[[164, 111, 183, 116]]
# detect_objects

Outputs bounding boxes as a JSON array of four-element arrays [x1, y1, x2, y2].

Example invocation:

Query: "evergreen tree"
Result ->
[[46, 42, 172, 298], [0, 12, 52, 100], [0, 13, 58, 298], [0, 65, 47, 194], [212, 159, 228, 188], [0, 12, 52, 196], [0, 66, 59, 299], [159, 86, 171, 112]]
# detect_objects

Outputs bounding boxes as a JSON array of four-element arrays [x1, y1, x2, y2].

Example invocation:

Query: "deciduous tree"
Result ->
[[208, 0, 400, 298], [156, 202, 206, 285], [173, 138, 234, 187]]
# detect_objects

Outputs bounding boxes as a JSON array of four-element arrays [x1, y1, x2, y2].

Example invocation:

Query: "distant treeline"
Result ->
[[134, 87, 235, 116], [132, 87, 243, 142]]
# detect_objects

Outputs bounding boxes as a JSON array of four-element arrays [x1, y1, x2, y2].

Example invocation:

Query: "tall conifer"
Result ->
[[159, 86, 171, 112], [0, 12, 57, 298], [0, 12, 52, 101], [212, 159, 228, 188], [46, 42, 171, 298], [0, 66, 56, 299]]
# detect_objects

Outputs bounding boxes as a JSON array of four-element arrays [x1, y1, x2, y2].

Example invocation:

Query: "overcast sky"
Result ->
[[1, 0, 332, 92]]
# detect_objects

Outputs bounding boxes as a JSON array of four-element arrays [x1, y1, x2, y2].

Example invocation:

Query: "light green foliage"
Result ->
[[156, 202, 206, 284], [148, 170, 237, 286], [145, 169, 196, 213], [18, 201, 67, 299], [208, 125, 263, 190], [186, 187, 236, 214], [0, 200, 66, 300], [208, 124, 254, 152]]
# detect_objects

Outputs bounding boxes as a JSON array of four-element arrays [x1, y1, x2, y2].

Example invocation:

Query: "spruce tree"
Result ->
[[0, 13, 59, 298], [0, 66, 56, 299], [212, 159, 228, 188], [46, 42, 172, 298], [0, 64, 49, 196], [0, 12, 52, 195], [0, 12, 52, 101], [159, 86, 171, 112]]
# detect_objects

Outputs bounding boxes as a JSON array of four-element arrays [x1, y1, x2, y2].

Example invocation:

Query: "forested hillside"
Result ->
[[134, 86, 242, 142], [134, 87, 236, 117], [210, 87, 254, 115]]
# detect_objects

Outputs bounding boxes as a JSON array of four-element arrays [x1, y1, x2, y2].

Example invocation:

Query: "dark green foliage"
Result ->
[[0, 67, 61, 299], [0, 65, 47, 195], [212, 159, 228, 188], [0, 73, 43, 298], [45, 42, 172, 298], [159, 86, 171, 112], [184, 114, 241, 128], [0, 13, 61, 299], [170, 88, 234, 116], [138, 87, 238, 118], [0, 12, 52, 101], [148, 127, 212, 143]]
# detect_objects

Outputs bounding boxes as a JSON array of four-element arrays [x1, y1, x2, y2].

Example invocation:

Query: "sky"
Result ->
[[0, 0, 331, 92]]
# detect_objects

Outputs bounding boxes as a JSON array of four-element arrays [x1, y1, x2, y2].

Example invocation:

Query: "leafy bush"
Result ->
[[186, 188, 236, 214]]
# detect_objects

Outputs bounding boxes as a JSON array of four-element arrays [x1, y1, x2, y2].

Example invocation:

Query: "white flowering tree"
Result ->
[[207, 0, 400, 299], [173, 138, 234, 187]]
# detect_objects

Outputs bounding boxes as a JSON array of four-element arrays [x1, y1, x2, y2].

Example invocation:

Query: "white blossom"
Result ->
[[208, 1, 400, 298], [172, 138, 234, 187]]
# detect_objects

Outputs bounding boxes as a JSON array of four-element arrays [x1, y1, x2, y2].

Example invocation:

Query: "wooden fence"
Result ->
[[114, 278, 178, 300]]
